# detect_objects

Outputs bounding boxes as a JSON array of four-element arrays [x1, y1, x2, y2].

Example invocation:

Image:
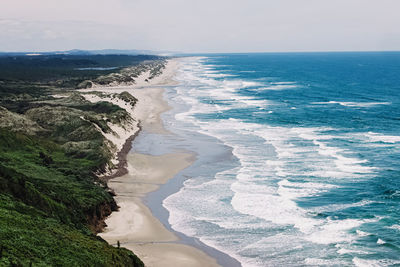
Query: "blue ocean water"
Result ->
[[163, 53, 400, 266]]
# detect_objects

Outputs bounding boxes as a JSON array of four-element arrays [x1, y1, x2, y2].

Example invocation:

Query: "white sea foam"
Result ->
[[204, 73, 236, 78], [377, 238, 386, 245], [356, 229, 372, 237], [265, 160, 284, 166], [312, 101, 391, 108], [352, 257, 400, 267], [175, 61, 269, 112], [337, 247, 370, 255], [387, 224, 400, 231], [312, 140, 376, 176], [273, 81, 297, 84], [165, 57, 386, 267], [277, 179, 338, 199], [306, 218, 377, 245], [304, 258, 343, 265], [278, 179, 337, 189], [258, 84, 298, 90], [231, 189, 319, 233], [164, 165, 264, 267], [365, 132, 400, 143]]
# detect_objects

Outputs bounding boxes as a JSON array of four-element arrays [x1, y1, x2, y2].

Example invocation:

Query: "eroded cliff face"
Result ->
[[86, 199, 119, 233], [86, 131, 142, 233]]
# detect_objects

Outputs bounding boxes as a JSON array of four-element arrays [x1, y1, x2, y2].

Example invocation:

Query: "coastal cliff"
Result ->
[[0, 54, 165, 266]]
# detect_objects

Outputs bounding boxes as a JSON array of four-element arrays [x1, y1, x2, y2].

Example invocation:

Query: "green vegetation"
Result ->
[[0, 54, 164, 113], [0, 55, 160, 83], [118, 92, 138, 107], [90, 60, 166, 86], [0, 54, 158, 266], [0, 129, 143, 266]]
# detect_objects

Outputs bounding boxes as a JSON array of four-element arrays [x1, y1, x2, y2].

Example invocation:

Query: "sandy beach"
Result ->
[[82, 60, 220, 267]]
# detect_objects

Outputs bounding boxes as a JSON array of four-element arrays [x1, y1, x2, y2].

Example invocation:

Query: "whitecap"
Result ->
[[258, 84, 298, 90], [312, 101, 391, 108], [304, 258, 343, 265], [365, 132, 400, 143], [387, 224, 400, 231], [377, 238, 386, 245], [352, 257, 400, 267], [356, 229, 372, 237], [305, 218, 377, 245], [337, 248, 370, 255]]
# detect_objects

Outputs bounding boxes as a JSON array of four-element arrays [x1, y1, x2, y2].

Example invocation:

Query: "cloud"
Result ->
[[1, 0, 400, 52], [0, 19, 145, 51]]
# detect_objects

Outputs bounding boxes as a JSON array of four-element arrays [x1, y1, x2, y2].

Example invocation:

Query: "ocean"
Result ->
[[157, 52, 400, 266]]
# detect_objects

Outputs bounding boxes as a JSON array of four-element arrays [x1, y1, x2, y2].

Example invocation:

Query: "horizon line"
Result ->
[[0, 49, 400, 55]]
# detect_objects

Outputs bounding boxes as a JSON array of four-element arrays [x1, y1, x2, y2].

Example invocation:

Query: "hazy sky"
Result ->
[[1, 0, 400, 53]]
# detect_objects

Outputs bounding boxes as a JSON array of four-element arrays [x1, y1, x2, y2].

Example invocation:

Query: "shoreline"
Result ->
[[88, 59, 231, 266]]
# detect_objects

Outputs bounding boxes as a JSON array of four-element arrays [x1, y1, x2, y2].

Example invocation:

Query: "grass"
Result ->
[[0, 54, 158, 266], [0, 129, 143, 266], [0, 55, 160, 83], [0, 195, 142, 266]]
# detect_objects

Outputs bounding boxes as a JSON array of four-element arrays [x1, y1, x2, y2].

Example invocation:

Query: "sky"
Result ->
[[1, 0, 400, 53]]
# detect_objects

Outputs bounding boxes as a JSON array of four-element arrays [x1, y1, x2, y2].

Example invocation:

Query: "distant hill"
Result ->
[[0, 49, 177, 57]]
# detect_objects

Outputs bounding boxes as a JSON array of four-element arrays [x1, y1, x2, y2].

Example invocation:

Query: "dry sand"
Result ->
[[81, 59, 220, 267]]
